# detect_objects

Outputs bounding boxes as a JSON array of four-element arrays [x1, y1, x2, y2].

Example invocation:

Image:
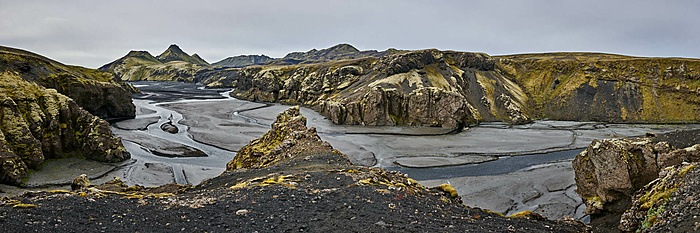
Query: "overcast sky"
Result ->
[[1, 0, 698, 68]]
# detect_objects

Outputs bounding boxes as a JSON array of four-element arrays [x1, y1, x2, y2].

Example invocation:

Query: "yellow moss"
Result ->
[[146, 193, 175, 198], [345, 169, 360, 173], [586, 195, 604, 210], [678, 164, 696, 177], [12, 203, 37, 208], [230, 181, 250, 190], [436, 183, 458, 197], [508, 210, 533, 218], [484, 208, 505, 217], [43, 190, 75, 195], [640, 186, 677, 209]]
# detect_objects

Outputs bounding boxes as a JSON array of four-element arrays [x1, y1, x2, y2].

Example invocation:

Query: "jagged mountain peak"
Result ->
[[156, 44, 209, 66], [326, 43, 359, 53]]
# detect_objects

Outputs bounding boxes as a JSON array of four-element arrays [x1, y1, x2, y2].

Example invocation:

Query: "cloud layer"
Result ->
[[1, 0, 698, 68]]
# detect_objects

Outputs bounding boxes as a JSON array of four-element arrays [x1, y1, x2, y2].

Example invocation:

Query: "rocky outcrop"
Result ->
[[226, 49, 531, 128], [619, 162, 700, 232], [572, 131, 700, 231], [573, 137, 700, 215], [0, 72, 130, 185], [498, 53, 700, 123], [227, 106, 339, 170], [1, 46, 135, 121]]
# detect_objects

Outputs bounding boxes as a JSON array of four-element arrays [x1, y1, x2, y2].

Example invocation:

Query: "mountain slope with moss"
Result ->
[[496, 53, 700, 123], [99, 44, 209, 82], [200, 50, 700, 127], [1, 46, 135, 120]]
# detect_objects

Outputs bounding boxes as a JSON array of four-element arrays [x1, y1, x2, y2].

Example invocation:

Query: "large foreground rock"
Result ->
[[619, 162, 700, 232], [572, 131, 700, 231]]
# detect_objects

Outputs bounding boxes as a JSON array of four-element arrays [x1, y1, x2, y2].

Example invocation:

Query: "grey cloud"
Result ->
[[0, 0, 698, 68]]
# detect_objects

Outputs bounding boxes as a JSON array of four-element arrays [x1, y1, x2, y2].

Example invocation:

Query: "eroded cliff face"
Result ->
[[0, 46, 135, 121], [223, 50, 532, 128], [498, 53, 700, 123], [0, 47, 132, 186], [0, 73, 129, 185]]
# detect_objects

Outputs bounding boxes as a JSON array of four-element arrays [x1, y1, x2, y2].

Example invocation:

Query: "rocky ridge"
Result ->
[[266, 43, 396, 66], [212, 54, 274, 67], [222, 49, 532, 127], [0, 46, 132, 186], [201, 50, 700, 127], [572, 130, 700, 232], [0, 107, 590, 232]]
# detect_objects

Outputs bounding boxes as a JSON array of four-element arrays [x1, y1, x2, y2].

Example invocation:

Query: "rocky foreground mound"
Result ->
[[573, 130, 700, 232], [0, 107, 589, 232], [0, 46, 132, 185]]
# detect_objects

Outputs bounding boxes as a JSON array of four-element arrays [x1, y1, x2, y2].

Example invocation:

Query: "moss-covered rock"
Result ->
[[497, 53, 700, 123], [619, 163, 700, 232], [218, 50, 529, 128], [0, 71, 129, 185], [0, 46, 135, 121], [227, 106, 340, 170], [572, 132, 700, 230]]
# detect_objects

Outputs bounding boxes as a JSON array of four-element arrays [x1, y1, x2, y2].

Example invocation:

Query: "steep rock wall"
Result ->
[[224, 50, 532, 128], [498, 53, 700, 123], [0, 72, 129, 185]]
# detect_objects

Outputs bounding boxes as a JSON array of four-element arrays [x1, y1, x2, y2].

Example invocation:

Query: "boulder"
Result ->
[[573, 134, 700, 231], [70, 174, 95, 191]]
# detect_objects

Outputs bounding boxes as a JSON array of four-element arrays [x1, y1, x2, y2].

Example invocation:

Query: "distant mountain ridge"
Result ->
[[101, 43, 398, 81], [265, 44, 396, 66], [212, 54, 274, 67]]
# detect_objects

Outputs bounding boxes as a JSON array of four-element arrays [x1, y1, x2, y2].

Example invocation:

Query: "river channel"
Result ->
[[7, 81, 699, 221]]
